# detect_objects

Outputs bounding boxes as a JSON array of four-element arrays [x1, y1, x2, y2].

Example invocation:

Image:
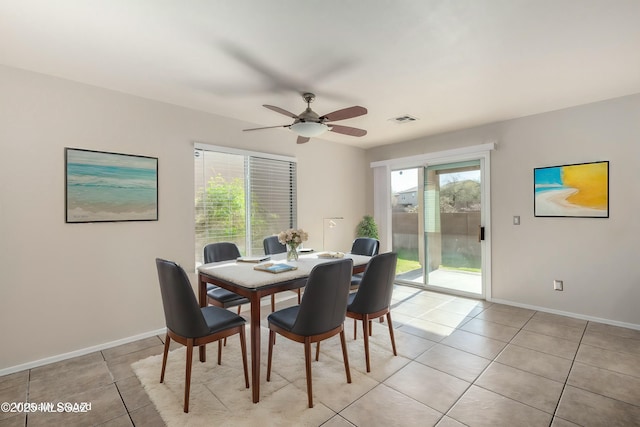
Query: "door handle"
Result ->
[[478, 226, 485, 242]]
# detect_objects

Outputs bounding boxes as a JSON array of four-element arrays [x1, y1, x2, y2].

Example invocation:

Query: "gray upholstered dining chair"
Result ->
[[203, 242, 250, 312], [266, 258, 353, 408], [349, 237, 380, 289], [346, 252, 398, 372], [155, 258, 249, 413], [263, 235, 302, 311]]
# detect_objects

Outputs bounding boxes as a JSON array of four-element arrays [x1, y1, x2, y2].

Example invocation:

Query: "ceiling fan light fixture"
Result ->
[[290, 121, 329, 137]]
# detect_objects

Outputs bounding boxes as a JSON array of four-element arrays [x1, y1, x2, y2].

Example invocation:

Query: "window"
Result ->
[[194, 144, 297, 266]]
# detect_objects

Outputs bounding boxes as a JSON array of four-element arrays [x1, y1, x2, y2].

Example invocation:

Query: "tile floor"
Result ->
[[1, 285, 640, 426]]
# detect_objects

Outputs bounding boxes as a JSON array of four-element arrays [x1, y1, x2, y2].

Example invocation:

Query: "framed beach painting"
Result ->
[[534, 161, 608, 218], [65, 148, 158, 223]]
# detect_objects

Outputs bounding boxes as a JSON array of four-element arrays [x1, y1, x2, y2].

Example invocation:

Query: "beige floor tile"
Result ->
[[435, 416, 467, 427], [459, 318, 520, 342], [323, 415, 356, 427], [106, 344, 166, 381], [523, 316, 585, 342], [341, 384, 443, 427], [510, 330, 579, 359], [496, 344, 573, 382], [0, 371, 28, 392], [440, 330, 507, 359], [581, 329, 640, 356], [448, 385, 552, 427], [384, 361, 470, 413], [28, 360, 113, 403], [26, 383, 127, 427], [96, 414, 134, 427], [567, 361, 640, 406], [419, 308, 473, 329], [530, 311, 587, 329], [101, 336, 164, 361], [550, 416, 582, 427], [415, 343, 491, 382], [575, 343, 640, 378], [556, 385, 640, 426], [115, 375, 152, 413], [475, 306, 533, 328], [0, 414, 26, 427], [585, 321, 640, 341], [437, 298, 491, 317], [393, 300, 434, 318], [475, 362, 564, 413], [29, 352, 104, 382], [0, 384, 27, 422], [399, 318, 456, 343], [128, 404, 166, 427]]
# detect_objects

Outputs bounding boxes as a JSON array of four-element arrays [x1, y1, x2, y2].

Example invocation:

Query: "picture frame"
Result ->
[[534, 161, 608, 218], [65, 148, 158, 223]]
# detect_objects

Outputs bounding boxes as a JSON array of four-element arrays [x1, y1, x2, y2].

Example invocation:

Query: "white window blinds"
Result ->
[[194, 146, 297, 266]]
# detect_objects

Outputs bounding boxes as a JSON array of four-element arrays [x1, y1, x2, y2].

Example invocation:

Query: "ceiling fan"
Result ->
[[243, 92, 367, 144]]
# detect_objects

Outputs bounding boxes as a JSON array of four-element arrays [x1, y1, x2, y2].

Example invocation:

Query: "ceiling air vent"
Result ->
[[389, 115, 418, 124]]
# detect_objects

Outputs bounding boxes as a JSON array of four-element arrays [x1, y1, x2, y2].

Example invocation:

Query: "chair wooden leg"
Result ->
[[184, 340, 194, 413], [369, 319, 373, 336], [315, 341, 320, 361], [339, 330, 352, 384], [362, 315, 371, 372], [267, 330, 275, 382], [304, 338, 313, 408], [271, 294, 276, 312], [217, 339, 222, 365], [160, 333, 170, 383], [387, 312, 397, 356], [353, 318, 357, 340], [297, 288, 301, 304], [239, 326, 249, 388]]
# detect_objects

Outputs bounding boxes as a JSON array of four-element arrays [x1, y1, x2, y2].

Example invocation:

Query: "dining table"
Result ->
[[197, 251, 371, 403]]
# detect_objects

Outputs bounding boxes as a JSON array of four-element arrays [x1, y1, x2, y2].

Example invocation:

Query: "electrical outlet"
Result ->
[[513, 216, 520, 225], [554, 280, 563, 291]]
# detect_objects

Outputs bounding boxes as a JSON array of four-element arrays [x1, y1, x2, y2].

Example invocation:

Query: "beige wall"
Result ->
[[0, 66, 367, 371], [366, 93, 640, 328]]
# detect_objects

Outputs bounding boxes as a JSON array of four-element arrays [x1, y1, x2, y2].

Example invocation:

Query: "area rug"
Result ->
[[132, 325, 407, 427]]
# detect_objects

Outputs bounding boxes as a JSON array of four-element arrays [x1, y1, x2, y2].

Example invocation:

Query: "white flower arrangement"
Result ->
[[277, 228, 309, 247]]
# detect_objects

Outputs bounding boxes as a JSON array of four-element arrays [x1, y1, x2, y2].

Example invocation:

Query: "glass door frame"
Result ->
[[371, 143, 494, 300]]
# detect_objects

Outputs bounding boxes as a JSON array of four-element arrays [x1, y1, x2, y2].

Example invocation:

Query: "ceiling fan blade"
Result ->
[[296, 136, 310, 144], [263, 105, 299, 119], [328, 124, 367, 137], [320, 106, 367, 122], [243, 125, 290, 131]]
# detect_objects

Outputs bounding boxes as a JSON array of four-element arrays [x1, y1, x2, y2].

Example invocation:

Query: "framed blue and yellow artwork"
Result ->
[[534, 161, 608, 218]]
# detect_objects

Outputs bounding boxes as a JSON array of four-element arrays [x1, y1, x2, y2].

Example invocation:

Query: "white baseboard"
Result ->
[[489, 297, 640, 331], [0, 327, 167, 377]]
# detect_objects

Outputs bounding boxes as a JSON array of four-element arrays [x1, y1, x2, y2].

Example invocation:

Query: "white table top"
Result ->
[[198, 252, 371, 290]]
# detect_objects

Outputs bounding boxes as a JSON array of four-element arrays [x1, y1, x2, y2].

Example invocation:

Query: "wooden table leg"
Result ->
[[250, 292, 261, 403]]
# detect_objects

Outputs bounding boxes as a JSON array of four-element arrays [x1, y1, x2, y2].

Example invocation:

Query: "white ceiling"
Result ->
[[2, 0, 640, 148]]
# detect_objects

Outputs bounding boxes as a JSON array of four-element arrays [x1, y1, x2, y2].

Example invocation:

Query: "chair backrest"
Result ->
[[351, 238, 380, 257], [348, 252, 398, 314], [291, 259, 353, 336], [263, 235, 286, 255], [155, 258, 210, 338], [203, 242, 241, 263]]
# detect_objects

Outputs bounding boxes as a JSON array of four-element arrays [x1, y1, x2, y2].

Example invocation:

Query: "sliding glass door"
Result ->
[[424, 161, 482, 295], [391, 160, 485, 297]]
